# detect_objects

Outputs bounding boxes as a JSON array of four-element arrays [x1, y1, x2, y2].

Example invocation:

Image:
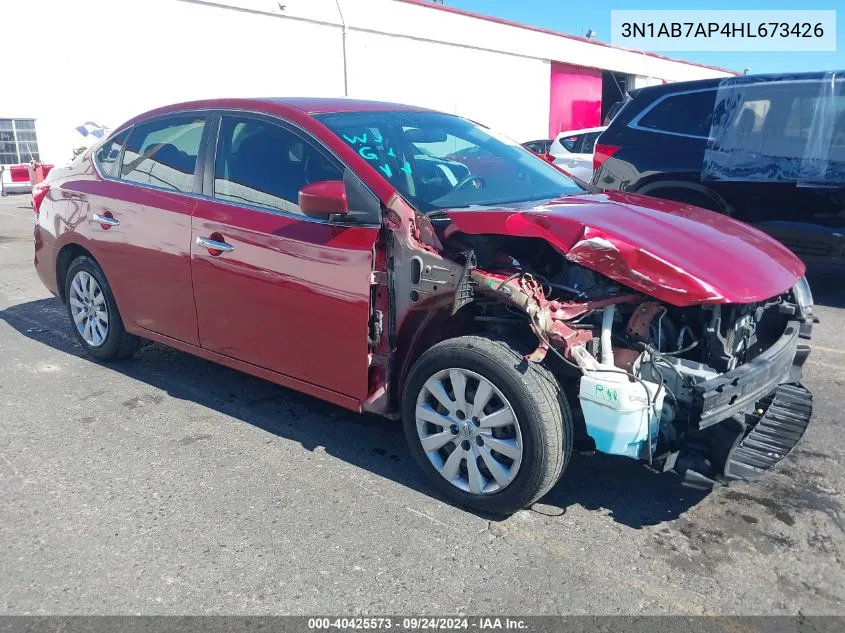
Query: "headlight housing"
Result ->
[[792, 276, 814, 316]]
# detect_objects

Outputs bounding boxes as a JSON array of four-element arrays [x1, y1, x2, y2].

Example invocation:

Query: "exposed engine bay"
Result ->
[[431, 231, 814, 487]]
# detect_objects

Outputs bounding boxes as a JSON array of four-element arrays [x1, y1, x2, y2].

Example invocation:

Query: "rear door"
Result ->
[[81, 113, 209, 345], [704, 79, 845, 262], [190, 112, 381, 400], [552, 134, 591, 179], [569, 132, 602, 181]]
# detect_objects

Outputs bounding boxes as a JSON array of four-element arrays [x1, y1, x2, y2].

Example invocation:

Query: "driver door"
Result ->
[[190, 113, 381, 400]]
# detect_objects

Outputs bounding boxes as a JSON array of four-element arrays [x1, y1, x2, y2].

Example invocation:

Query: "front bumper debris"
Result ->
[[723, 383, 813, 482], [677, 319, 813, 489], [692, 320, 811, 429]]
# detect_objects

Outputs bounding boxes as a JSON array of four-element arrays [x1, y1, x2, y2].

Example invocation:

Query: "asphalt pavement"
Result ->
[[1, 193, 843, 615]]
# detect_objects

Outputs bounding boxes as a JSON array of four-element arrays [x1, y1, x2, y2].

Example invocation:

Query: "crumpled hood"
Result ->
[[445, 191, 805, 306]]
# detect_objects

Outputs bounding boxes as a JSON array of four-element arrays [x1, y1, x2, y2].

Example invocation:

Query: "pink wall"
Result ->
[[549, 62, 602, 137]]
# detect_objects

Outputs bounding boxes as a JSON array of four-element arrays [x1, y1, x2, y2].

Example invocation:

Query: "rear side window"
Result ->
[[636, 90, 717, 138], [120, 116, 206, 192], [581, 132, 601, 154], [560, 135, 579, 152], [703, 77, 845, 184], [95, 129, 129, 178], [213, 116, 342, 215], [525, 140, 551, 154]]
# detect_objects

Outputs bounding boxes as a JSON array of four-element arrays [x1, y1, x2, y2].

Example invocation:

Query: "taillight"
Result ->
[[593, 144, 620, 172], [32, 183, 50, 215]]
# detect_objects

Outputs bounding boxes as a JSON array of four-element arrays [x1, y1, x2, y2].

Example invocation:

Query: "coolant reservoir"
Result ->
[[578, 370, 664, 460]]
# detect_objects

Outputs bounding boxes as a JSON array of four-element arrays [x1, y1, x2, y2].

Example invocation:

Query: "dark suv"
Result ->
[[593, 71, 845, 267]]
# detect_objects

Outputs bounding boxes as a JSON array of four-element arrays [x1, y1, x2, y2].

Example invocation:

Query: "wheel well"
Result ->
[[56, 244, 94, 303], [391, 307, 479, 407], [391, 302, 545, 409], [635, 180, 730, 213]]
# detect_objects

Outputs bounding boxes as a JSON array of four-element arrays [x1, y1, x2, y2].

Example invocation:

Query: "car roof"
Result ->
[[263, 97, 437, 114], [555, 126, 607, 138], [118, 97, 438, 130], [137, 97, 434, 118], [633, 70, 844, 101]]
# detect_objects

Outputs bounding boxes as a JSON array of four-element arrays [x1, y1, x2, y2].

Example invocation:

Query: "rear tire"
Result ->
[[402, 335, 572, 515], [64, 256, 142, 361]]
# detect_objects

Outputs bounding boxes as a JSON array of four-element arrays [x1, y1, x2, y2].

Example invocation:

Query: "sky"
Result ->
[[446, 0, 843, 74]]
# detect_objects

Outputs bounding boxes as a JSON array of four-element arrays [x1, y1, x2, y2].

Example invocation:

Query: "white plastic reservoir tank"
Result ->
[[578, 370, 664, 460]]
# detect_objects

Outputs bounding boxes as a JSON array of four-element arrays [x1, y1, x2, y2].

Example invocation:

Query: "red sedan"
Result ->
[[34, 98, 815, 514]]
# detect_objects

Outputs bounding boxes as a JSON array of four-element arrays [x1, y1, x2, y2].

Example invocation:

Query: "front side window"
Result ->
[[120, 116, 206, 192], [637, 90, 717, 138], [317, 111, 585, 213], [213, 116, 343, 215]]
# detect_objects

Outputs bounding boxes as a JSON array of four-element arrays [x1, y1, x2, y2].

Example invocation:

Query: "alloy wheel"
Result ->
[[415, 368, 523, 494], [69, 270, 109, 347]]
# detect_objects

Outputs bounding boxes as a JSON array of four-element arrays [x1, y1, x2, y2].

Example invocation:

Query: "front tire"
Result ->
[[64, 255, 142, 361], [402, 335, 572, 515]]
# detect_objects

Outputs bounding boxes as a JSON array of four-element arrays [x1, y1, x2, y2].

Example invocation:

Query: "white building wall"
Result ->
[[340, 0, 732, 82], [3, 0, 733, 165], [5, 0, 345, 165], [631, 75, 665, 90], [345, 30, 551, 142]]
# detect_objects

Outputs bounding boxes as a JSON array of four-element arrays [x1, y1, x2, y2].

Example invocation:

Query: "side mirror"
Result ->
[[298, 180, 348, 215]]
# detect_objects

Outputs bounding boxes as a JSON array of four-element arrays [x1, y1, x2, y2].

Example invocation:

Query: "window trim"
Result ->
[[91, 107, 382, 228]]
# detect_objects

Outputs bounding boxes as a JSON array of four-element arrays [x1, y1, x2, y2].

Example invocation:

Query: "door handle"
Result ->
[[196, 236, 234, 253], [92, 213, 119, 227]]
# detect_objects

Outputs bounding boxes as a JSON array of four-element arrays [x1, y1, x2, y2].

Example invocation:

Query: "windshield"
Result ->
[[316, 111, 585, 212]]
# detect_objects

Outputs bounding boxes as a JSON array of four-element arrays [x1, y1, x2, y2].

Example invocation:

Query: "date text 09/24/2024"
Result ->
[[307, 617, 528, 630]]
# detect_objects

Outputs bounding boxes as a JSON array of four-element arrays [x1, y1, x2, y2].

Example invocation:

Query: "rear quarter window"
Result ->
[[94, 129, 129, 178], [560, 135, 579, 152], [581, 132, 601, 154], [636, 90, 717, 138]]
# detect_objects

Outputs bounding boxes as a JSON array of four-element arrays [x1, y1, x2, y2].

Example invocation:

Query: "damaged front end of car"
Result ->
[[368, 194, 815, 489], [469, 260, 814, 488]]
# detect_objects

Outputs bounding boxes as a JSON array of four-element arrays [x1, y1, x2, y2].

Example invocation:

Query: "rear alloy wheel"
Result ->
[[402, 335, 572, 515], [64, 256, 142, 361], [69, 270, 109, 347]]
